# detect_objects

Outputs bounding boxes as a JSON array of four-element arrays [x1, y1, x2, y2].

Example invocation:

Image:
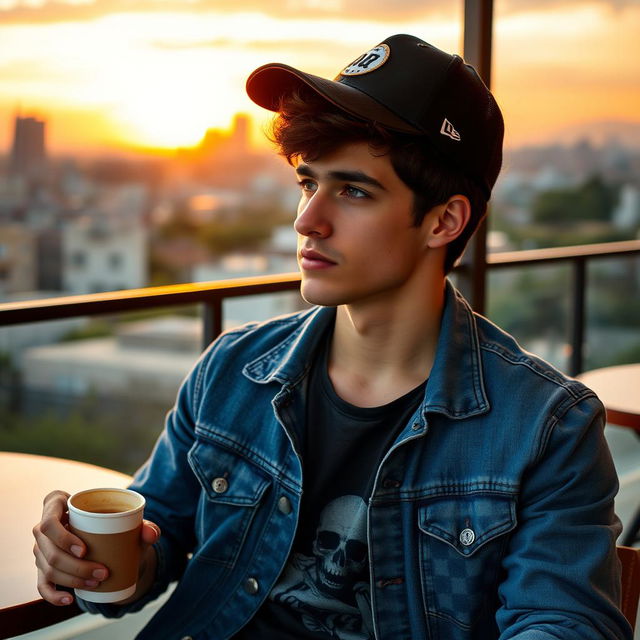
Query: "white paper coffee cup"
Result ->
[[67, 488, 145, 603]]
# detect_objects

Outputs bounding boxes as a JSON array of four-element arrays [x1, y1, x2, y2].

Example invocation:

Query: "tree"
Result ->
[[531, 174, 619, 226]]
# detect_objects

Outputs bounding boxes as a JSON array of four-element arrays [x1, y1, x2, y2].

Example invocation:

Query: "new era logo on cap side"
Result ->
[[440, 118, 461, 141], [440, 118, 460, 142], [340, 44, 390, 76]]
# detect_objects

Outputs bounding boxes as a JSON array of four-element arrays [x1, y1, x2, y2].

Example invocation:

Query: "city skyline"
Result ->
[[1, 0, 639, 154]]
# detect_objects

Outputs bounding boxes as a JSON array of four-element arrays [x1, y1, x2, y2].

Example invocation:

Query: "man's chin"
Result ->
[[299, 283, 344, 308]]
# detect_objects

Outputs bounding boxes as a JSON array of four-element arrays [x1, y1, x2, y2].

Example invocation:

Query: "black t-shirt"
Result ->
[[234, 334, 426, 639]]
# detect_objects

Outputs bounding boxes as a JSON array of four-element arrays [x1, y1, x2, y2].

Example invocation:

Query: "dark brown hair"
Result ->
[[270, 87, 488, 273]]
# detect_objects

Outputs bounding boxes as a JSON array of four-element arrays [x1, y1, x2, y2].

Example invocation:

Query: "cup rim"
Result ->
[[68, 487, 145, 518]]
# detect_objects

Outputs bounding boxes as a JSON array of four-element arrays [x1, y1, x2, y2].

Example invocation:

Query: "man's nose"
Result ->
[[294, 192, 332, 238]]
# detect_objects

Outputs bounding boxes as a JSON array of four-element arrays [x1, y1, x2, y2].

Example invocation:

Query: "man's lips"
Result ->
[[299, 248, 337, 270]]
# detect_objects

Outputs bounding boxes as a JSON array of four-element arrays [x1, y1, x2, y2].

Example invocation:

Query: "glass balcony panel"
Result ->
[[585, 254, 640, 371], [487, 263, 571, 372]]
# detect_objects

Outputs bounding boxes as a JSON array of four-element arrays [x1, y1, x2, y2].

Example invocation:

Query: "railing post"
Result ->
[[202, 297, 223, 350], [570, 258, 587, 376], [459, 0, 494, 314]]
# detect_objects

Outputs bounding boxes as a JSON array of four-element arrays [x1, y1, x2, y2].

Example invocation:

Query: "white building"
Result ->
[[61, 184, 149, 295], [62, 217, 147, 294], [612, 184, 640, 231], [0, 224, 37, 295]]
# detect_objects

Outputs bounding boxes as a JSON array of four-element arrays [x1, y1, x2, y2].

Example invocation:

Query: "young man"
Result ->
[[33, 34, 631, 639]]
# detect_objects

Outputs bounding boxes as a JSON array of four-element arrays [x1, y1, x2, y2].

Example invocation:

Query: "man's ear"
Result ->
[[423, 195, 471, 249]]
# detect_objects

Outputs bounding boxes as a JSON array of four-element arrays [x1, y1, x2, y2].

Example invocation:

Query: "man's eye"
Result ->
[[298, 179, 317, 192], [344, 185, 369, 199]]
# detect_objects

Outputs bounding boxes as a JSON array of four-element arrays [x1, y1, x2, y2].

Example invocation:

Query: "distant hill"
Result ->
[[531, 120, 640, 149]]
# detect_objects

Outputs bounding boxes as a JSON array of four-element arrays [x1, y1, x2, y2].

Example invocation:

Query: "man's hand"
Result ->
[[33, 490, 161, 606]]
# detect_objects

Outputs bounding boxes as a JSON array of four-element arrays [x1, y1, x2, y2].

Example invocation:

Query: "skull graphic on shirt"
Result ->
[[312, 494, 368, 597], [269, 494, 374, 639]]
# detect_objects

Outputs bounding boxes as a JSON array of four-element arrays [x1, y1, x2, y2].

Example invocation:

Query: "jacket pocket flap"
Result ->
[[188, 440, 270, 507], [418, 494, 516, 556]]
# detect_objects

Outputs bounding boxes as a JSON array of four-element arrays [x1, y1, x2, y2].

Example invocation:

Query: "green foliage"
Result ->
[[531, 174, 619, 226], [60, 320, 112, 342], [588, 274, 640, 328], [0, 393, 167, 475], [0, 409, 123, 469], [488, 268, 570, 340], [157, 201, 291, 255], [199, 217, 272, 253], [502, 224, 630, 250], [612, 342, 640, 366]]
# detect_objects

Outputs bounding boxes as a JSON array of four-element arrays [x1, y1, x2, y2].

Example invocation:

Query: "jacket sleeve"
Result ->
[[78, 342, 215, 618], [495, 393, 633, 640]]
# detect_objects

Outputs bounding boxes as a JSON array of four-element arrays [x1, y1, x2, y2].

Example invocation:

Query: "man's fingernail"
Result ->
[[70, 545, 83, 558], [84, 579, 99, 587], [61, 595, 72, 605], [92, 569, 107, 580]]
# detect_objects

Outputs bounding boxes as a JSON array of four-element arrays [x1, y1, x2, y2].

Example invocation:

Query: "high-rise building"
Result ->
[[10, 115, 47, 180]]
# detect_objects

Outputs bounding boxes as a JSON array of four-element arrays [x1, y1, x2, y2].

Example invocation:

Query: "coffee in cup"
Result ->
[[67, 488, 145, 603]]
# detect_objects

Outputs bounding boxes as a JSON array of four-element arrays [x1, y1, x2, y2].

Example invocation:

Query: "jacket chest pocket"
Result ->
[[417, 494, 516, 630], [188, 437, 271, 565]]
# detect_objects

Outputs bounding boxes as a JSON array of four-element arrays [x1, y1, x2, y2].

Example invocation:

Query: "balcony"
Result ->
[[1, 240, 639, 639]]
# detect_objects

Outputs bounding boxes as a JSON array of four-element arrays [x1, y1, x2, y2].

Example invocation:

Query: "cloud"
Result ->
[[149, 36, 363, 54], [0, 0, 447, 25], [0, 0, 636, 27], [0, 59, 69, 82], [501, 0, 638, 12]]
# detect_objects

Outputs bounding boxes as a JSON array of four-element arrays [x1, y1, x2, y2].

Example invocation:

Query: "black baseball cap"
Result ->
[[246, 34, 504, 199]]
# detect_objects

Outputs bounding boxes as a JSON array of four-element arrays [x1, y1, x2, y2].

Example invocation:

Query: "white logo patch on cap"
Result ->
[[340, 44, 390, 76], [440, 118, 461, 141]]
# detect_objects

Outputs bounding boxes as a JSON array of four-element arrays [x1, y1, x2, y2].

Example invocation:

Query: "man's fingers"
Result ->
[[33, 489, 111, 606], [34, 534, 107, 583], [34, 542, 107, 585], [34, 490, 86, 558], [36, 577, 75, 607], [141, 520, 161, 545]]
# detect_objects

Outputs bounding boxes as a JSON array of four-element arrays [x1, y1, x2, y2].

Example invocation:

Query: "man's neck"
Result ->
[[328, 280, 446, 408]]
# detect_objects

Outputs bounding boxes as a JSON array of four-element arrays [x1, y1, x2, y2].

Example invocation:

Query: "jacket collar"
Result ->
[[242, 305, 336, 386], [423, 281, 489, 419], [243, 280, 489, 420]]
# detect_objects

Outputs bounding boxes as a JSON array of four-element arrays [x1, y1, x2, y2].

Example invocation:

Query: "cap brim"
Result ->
[[246, 63, 419, 134]]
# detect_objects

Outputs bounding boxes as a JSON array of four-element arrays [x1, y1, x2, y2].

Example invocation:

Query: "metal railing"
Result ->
[[1, 239, 639, 376], [483, 239, 640, 374]]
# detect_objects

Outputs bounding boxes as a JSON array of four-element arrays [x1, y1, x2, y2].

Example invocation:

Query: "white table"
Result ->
[[0, 452, 131, 638]]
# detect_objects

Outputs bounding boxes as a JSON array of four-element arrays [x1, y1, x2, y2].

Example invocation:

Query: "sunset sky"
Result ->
[[0, 0, 638, 155]]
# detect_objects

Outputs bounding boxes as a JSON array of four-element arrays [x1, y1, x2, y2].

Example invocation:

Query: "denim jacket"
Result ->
[[83, 282, 631, 640]]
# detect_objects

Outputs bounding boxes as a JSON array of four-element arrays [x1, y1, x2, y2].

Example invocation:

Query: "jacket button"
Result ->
[[460, 528, 475, 546], [180, 636, 193, 640], [278, 496, 292, 514], [383, 478, 400, 489], [244, 577, 259, 594], [212, 477, 228, 494]]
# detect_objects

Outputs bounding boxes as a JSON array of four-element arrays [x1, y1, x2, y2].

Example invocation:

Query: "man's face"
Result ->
[[293, 141, 429, 308]]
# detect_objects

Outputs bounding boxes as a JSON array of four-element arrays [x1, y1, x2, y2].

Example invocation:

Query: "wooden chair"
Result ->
[[618, 544, 640, 630]]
